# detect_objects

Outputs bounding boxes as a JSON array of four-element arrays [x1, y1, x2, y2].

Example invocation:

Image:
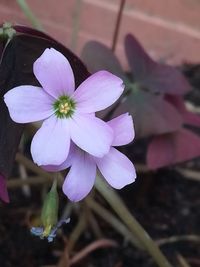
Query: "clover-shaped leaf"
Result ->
[[125, 34, 191, 95]]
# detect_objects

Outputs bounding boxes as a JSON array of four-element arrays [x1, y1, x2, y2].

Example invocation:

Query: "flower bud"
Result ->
[[41, 179, 59, 237], [0, 22, 16, 41]]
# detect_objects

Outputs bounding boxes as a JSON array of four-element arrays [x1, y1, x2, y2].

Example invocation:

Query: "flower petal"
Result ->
[[70, 113, 113, 157], [33, 48, 75, 98], [62, 149, 96, 202], [4, 86, 54, 123], [108, 113, 135, 146], [73, 71, 124, 113], [96, 147, 136, 189], [31, 116, 70, 166], [42, 143, 76, 172]]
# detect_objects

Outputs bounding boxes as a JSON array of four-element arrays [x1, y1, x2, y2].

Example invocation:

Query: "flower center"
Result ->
[[53, 96, 75, 118], [58, 102, 70, 114]]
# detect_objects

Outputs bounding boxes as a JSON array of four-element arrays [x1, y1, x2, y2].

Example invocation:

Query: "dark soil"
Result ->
[[0, 168, 200, 267]]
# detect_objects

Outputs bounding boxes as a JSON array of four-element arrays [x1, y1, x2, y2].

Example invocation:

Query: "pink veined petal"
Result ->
[[42, 143, 76, 172], [96, 147, 136, 189], [108, 113, 135, 146], [62, 149, 96, 202], [33, 48, 75, 98], [70, 113, 113, 157], [31, 116, 70, 166], [73, 70, 124, 113], [4, 86, 54, 123]]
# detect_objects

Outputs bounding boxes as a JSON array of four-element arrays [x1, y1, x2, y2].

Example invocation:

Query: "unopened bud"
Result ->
[[0, 22, 16, 41], [41, 179, 59, 237]]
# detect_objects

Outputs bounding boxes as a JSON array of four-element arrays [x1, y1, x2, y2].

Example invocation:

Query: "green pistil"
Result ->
[[53, 96, 75, 118]]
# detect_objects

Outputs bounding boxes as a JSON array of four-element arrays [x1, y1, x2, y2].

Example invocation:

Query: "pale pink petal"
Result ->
[[31, 116, 70, 166], [62, 149, 96, 202], [70, 113, 113, 157], [73, 71, 124, 113], [108, 113, 135, 146], [96, 147, 136, 189], [4, 86, 54, 123], [33, 48, 75, 98], [42, 143, 76, 172]]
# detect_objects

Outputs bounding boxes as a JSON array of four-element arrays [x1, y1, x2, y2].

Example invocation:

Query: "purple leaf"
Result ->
[[125, 34, 191, 95], [165, 95, 200, 127], [113, 90, 183, 138], [147, 129, 200, 169], [81, 41, 125, 79]]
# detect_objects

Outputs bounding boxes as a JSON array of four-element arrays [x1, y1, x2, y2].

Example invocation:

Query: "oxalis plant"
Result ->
[[1, 4, 200, 266], [81, 34, 200, 170]]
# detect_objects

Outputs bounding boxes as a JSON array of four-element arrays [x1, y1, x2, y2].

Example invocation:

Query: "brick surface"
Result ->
[[0, 0, 199, 67], [125, 0, 200, 30]]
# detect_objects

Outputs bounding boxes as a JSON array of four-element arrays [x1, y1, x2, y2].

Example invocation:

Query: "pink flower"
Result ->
[[4, 48, 124, 166], [44, 113, 136, 202]]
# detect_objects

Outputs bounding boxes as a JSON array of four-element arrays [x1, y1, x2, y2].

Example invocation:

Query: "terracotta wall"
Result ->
[[0, 0, 200, 68]]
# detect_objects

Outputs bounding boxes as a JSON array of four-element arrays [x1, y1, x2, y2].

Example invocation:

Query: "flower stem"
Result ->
[[95, 176, 173, 267], [111, 0, 126, 52], [86, 197, 143, 249], [16, 0, 43, 31], [68, 211, 86, 252], [70, 0, 82, 52]]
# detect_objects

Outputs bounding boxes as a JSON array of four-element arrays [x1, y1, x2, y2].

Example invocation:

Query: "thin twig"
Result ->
[[177, 254, 191, 267], [15, 153, 64, 182], [70, 239, 118, 265], [83, 200, 103, 238], [57, 212, 86, 267], [56, 244, 70, 267], [67, 212, 86, 252], [19, 164, 31, 196], [18, 136, 31, 196], [176, 168, 200, 182], [111, 0, 126, 52], [186, 101, 200, 114], [7, 176, 53, 188], [156, 235, 200, 246], [60, 203, 74, 221]]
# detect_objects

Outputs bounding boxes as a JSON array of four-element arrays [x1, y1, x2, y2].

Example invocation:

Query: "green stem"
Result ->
[[17, 0, 43, 31], [70, 0, 82, 52], [86, 197, 143, 249], [95, 177, 173, 267], [68, 211, 86, 252]]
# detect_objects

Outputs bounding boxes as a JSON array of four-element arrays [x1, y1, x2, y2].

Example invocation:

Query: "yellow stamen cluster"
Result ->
[[58, 102, 70, 114], [54, 95, 75, 118]]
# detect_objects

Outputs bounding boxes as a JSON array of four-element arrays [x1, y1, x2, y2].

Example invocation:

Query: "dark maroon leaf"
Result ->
[[81, 41, 125, 79], [125, 34, 191, 95], [0, 27, 90, 202], [113, 89, 183, 138], [147, 129, 200, 169]]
